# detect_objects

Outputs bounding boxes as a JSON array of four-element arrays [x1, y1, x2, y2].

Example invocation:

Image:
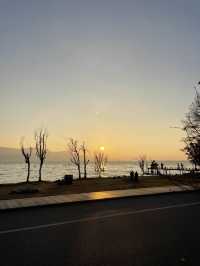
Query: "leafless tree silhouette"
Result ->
[[20, 138, 32, 183], [138, 155, 147, 175], [35, 129, 48, 182], [94, 152, 107, 178], [81, 142, 89, 179], [68, 138, 81, 180], [182, 84, 200, 168]]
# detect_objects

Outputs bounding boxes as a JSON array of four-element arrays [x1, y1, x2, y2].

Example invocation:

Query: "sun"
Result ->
[[100, 146, 105, 151]]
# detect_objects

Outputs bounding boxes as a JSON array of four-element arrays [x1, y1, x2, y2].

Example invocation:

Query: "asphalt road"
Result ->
[[1, 191, 200, 266]]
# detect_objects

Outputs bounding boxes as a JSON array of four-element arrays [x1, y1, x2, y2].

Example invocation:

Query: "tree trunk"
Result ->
[[78, 164, 81, 180], [27, 161, 30, 183], [83, 152, 87, 179], [39, 163, 43, 182], [98, 169, 101, 178], [84, 166, 87, 179], [84, 158, 87, 179]]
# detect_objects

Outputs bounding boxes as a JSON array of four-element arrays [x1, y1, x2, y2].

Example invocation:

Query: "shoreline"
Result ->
[[0, 160, 192, 185], [0, 174, 200, 201]]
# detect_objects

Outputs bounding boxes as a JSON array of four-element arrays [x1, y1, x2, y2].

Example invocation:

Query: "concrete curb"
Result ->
[[0, 185, 199, 211]]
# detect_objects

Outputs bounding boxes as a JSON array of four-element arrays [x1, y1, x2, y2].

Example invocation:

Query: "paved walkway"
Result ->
[[0, 185, 198, 210]]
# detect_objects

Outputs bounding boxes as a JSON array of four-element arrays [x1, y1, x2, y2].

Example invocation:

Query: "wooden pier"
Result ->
[[145, 167, 200, 176]]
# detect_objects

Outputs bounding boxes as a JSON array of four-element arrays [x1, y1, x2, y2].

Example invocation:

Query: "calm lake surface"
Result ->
[[0, 160, 192, 184]]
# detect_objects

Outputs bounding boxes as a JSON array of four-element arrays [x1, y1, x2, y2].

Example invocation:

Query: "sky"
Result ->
[[0, 0, 200, 160]]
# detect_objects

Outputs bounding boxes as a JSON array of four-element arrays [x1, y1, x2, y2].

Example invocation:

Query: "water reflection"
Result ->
[[0, 161, 192, 184]]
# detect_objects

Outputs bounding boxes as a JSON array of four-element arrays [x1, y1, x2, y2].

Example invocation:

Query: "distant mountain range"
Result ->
[[0, 147, 67, 163]]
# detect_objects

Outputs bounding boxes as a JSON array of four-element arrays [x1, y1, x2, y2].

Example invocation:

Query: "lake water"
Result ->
[[0, 160, 192, 184]]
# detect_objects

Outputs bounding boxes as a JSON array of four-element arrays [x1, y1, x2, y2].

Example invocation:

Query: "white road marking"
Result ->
[[1, 201, 200, 235]]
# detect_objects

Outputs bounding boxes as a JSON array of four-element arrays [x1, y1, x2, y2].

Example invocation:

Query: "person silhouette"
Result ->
[[135, 171, 139, 182], [130, 170, 134, 181]]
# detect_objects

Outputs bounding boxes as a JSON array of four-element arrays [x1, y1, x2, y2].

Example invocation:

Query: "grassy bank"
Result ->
[[0, 174, 200, 200]]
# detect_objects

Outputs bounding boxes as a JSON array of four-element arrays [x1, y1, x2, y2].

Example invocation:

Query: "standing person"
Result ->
[[180, 163, 184, 175], [164, 166, 167, 175], [130, 170, 134, 181], [154, 161, 159, 175], [160, 162, 164, 175], [134, 171, 139, 182], [150, 161, 154, 174]]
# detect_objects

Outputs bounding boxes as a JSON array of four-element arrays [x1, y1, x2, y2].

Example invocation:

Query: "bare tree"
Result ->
[[35, 129, 48, 182], [138, 155, 147, 175], [182, 83, 200, 168], [20, 138, 32, 183], [68, 138, 81, 180], [81, 142, 89, 179], [94, 152, 107, 178]]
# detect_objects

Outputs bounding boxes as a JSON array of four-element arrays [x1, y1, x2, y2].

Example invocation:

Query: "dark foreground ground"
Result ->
[[1, 191, 200, 266], [1, 174, 200, 200]]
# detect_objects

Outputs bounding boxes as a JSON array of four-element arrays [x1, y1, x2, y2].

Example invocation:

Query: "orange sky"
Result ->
[[1, 0, 198, 161]]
